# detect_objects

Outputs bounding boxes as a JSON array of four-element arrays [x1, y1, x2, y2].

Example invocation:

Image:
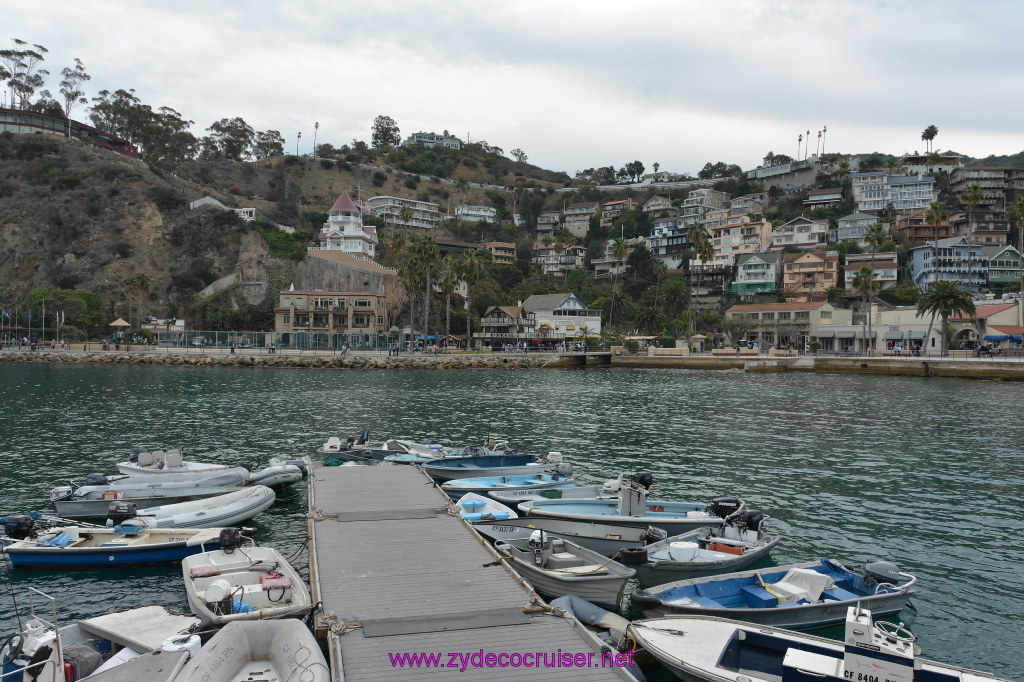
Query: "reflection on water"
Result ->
[[0, 364, 1021, 679]]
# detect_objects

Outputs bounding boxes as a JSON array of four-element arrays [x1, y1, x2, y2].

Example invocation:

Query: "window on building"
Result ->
[[821, 311, 831, 319], [282, 314, 290, 325]]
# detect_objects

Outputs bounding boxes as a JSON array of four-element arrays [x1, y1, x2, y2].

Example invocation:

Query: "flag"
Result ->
[[1, 309, 8, 319]]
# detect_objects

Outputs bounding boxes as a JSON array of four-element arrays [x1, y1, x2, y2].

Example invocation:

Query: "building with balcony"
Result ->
[[898, 152, 963, 175], [0, 107, 139, 157], [909, 237, 986, 291], [949, 167, 1024, 211], [843, 252, 899, 292], [366, 195, 440, 229], [486, 242, 516, 266], [314, 191, 378, 259], [536, 210, 561, 239], [532, 244, 586, 277], [645, 217, 690, 270], [725, 300, 852, 351], [475, 305, 536, 348], [681, 188, 730, 227], [688, 260, 729, 310], [599, 198, 637, 231], [852, 172, 937, 213], [592, 237, 644, 278], [401, 131, 462, 150], [732, 253, 780, 299], [703, 206, 731, 230], [893, 211, 954, 246], [274, 289, 388, 349], [983, 245, 1023, 293], [564, 202, 598, 238], [781, 250, 838, 301], [643, 195, 675, 217], [522, 293, 602, 340], [745, 157, 821, 189], [729, 192, 769, 217], [802, 187, 844, 208], [769, 217, 830, 251], [709, 215, 772, 267], [954, 210, 1011, 247], [455, 204, 497, 224], [835, 211, 878, 244]]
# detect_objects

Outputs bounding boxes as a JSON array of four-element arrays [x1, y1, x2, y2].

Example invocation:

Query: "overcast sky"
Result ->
[[5, 1, 1021, 176]]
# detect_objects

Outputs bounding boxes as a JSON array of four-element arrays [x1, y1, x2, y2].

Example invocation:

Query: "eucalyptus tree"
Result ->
[[916, 281, 975, 357], [960, 182, 984, 292], [58, 58, 90, 136], [398, 257, 424, 343], [459, 248, 486, 350], [852, 266, 879, 354], [0, 39, 49, 109], [412, 233, 439, 342]]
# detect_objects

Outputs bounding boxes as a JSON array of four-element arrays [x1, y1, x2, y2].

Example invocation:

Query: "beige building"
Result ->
[[274, 289, 388, 350], [709, 215, 773, 267], [563, 202, 599, 237], [643, 195, 675, 217], [781, 250, 839, 301], [725, 301, 852, 351], [599, 198, 637, 231], [486, 242, 516, 266]]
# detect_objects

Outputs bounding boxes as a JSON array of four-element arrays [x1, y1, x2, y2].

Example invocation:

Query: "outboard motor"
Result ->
[[736, 509, 766, 533], [84, 473, 108, 486], [707, 497, 743, 519], [346, 437, 356, 450], [219, 528, 243, 554], [631, 472, 653, 490], [358, 430, 370, 445], [106, 501, 138, 526], [863, 560, 901, 584], [4, 513, 37, 540], [552, 462, 573, 478], [129, 446, 146, 463], [641, 526, 668, 544]]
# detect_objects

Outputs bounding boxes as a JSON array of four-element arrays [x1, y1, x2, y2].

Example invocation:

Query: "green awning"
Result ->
[[908, 331, 926, 340], [883, 332, 904, 340], [836, 330, 856, 338], [815, 330, 835, 338]]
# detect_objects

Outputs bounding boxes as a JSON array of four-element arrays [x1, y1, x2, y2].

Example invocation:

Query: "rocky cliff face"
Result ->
[[0, 132, 276, 319]]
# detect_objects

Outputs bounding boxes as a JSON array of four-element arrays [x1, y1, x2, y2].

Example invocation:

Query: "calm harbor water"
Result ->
[[0, 363, 1021, 680]]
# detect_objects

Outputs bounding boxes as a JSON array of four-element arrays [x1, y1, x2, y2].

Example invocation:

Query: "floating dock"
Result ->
[[308, 465, 631, 680]]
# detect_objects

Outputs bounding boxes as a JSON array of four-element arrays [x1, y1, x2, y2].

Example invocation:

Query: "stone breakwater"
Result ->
[[0, 350, 549, 370]]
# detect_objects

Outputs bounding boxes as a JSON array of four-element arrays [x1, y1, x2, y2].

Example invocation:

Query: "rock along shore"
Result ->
[[0, 349, 549, 370]]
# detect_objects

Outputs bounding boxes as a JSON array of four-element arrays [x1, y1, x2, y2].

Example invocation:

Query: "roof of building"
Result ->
[[483, 305, 525, 319], [330, 191, 358, 213], [888, 174, 935, 185], [305, 249, 394, 276], [954, 303, 1016, 320], [838, 211, 877, 223], [806, 187, 843, 196], [988, 324, 1024, 334], [522, 293, 576, 311], [737, 252, 780, 265], [727, 301, 828, 312], [982, 245, 1020, 258]]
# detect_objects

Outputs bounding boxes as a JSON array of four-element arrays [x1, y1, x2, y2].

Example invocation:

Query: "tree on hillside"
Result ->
[[762, 151, 793, 167], [624, 160, 645, 182], [686, 222, 711, 337], [1007, 196, 1024, 309], [917, 280, 974, 357], [698, 161, 742, 180], [253, 129, 285, 160], [0, 39, 49, 109], [510, 148, 528, 163], [204, 117, 255, 161], [371, 115, 401, 148], [57, 58, 90, 135], [921, 124, 939, 153]]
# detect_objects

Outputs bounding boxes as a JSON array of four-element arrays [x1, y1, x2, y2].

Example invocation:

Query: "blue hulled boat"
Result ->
[[423, 453, 556, 482], [441, 472, 576, 499]]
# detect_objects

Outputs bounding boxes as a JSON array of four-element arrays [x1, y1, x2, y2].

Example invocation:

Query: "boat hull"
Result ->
[[632, 534, 781, 587], [3, 534, 221, 569], [519, 500, 716, 536], [133, 486, 276, 529], [54, 488, 232, 519], [473, 517, 654, 557]]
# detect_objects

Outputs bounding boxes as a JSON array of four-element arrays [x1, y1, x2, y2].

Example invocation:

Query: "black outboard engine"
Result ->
[[642, 526, 668, 544], [736, 510, 766, 532], [346, 437, 356, 450], [84, 473, 108, 486], [4, 514, 37, 540], [707, 497, 742, 519], [107, 501, 138, 526], [863, 560, 901, 584], [358, 430, 370, 445], [631, 472, 653, 490], [219, 528, 243, 554], [129, 446, 147, 463]]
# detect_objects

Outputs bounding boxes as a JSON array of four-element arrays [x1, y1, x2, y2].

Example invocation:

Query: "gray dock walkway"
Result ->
[[308, 465, 632, 680]]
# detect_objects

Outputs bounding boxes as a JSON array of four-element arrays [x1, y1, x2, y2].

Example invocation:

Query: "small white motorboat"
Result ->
[[495, 532, 636, 609], [317, 430, 372, 455], [455, 493, 518, 521], [173, 620, 330, 682], [116, 449, 249, 481], [104, 486, 276, 530], [182, 540, 313, 625], [246, 463, 303, 488], [627, 604, 1011, 682]]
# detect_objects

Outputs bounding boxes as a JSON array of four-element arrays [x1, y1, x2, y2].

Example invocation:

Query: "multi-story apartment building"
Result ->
[[274, 289, 388, 349], [455, 204, 497, 223], [688, 260, 729, 310], [732, 253, 780, 298], [522, 293, 602, 339], [949, 167, 1024, 211], [709, 215, 772, 267], [532, 244, 586, 277], [592, 237, 644, 278], [681, 188, 730, 227], [909, 237, 986, 291], [843, 252, 899, 292], [725, 301, 851, 351], [851, 172, 937, 213], [485, 242, 516, 266], [366, 196, 440, 229], [835, 211, 878, 244], [729, 192, 769, 217], [536, 210, 561, 239], [893, 211, 955, 246], [598, 198, 636, 231], [563, 202, 598, 238], [769, 217, 830, 251], [645, 216, 690, 270], [802, 187, 844, 208], [780, 250, 839, 301], [312, 191, 378, 259], [898, 152, 963, 175], [953, 210, 1010, 247], [703, 206, 731, 230], [983, 245, 1023, 293], [643, 195, 675, 217], [475, 305, 536, 348], [401, 131, 462, 150]]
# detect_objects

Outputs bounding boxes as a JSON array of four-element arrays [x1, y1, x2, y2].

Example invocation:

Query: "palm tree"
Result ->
[[686, 222, 710, 338], [435, 255, 458, 352], [916, 280, 976, 357], [459, 248, 485, 350], [653, 260, 668, 306], [1007, 196, 1024, 328], [608, 237, 630, 332], [924, 201, 949, 276], [921, 124, 939, 153], [412, 234, 439, 345], [399, 205, 414, 229], [397, 257, 423, 349], [960, 182, 984, 293], [661, 279, 687, 336], [852, 266, 879, 354]]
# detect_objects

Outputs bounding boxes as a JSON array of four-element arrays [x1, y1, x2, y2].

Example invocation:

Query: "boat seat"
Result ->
[[137, 452, 154, 467], [556, 564, 609, 575], [742, 585, 778, 608], [261, 577, 291, 590], [165, 451, 183, 468], [190, 566, 221, 578], [822, 587, 859, 601]]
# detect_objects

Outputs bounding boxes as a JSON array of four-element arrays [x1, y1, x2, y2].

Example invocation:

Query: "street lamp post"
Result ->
[[313, 122, 319, 159], [296, 131, 301, 156]]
